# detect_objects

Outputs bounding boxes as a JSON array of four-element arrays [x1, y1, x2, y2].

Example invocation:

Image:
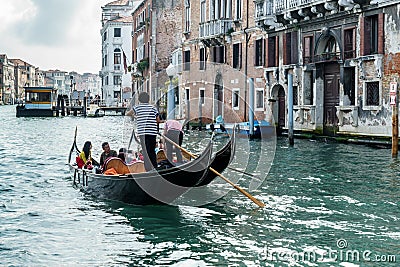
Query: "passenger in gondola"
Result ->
[[117, 147, 127, 162], [99, 142, 118, 166], [163, 119, 183, 164], [126, 92, 163, 171], [77, 141, 93, 169]]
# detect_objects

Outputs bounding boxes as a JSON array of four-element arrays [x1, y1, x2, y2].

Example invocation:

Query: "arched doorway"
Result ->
[[315, 30, 341, 135], [214, 73, 223, 119]]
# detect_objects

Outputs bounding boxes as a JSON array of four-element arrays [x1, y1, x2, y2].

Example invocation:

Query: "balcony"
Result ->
[[254, 0, 370, 27], [312, 52, 341, 63], [199, 19, 233, 44]]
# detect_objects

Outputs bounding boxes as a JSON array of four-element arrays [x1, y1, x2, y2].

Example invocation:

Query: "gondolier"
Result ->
[[163, 119, 184, 164], [126, 92, 163, 171]]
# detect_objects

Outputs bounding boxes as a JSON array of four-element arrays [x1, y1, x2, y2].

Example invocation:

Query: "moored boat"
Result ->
[[206, 120, 275, 139], [16, 86, 58, 117]]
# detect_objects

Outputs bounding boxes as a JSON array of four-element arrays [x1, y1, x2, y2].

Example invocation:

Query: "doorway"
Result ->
[[278, 86, 286, 134], [323, 63, 340, 135]]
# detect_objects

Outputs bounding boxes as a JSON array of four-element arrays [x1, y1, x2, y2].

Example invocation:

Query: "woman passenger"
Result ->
[[79, 141, 93, 169]]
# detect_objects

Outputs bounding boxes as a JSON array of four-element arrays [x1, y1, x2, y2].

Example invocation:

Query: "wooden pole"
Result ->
[[160, 133, 265, 208], [288, 73, 294, 146], [391, 81, 398, 158]]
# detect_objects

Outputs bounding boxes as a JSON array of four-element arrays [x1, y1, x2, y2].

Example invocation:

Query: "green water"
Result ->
[[0, 105, 398, 266]]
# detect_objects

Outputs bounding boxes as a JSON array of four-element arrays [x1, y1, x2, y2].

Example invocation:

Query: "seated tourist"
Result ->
[[77, 141, 93, 169], [99, 142, 118, 166], [118, 148, 127, 162]]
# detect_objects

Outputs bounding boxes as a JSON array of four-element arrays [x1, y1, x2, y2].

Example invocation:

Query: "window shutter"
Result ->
[[292, 31, 298, 64], [285, 33, 290, 65], [363, 16, 371, 55], [275, 36, 279, 67], [253, 40, 257, 66], [239, 43, 242, 69], [378, 13, 384, 54], [262, 38, 266, 66]]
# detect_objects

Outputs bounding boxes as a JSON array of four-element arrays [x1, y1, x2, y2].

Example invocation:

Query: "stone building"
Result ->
[[100, 0, 139, 106], [179, 0, 270, 124], [254, 0, 400, 137], [131, 0, 183, 116], [0, 54, 15, 105]]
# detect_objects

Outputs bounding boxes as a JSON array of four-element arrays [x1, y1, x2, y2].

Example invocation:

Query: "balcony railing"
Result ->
[[199, 19, 233, 39], [275, 0, 323, 12], [313, 52, 341, 62]]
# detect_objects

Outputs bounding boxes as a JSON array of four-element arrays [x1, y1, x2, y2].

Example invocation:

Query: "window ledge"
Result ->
[[362, 105, 381, 111]]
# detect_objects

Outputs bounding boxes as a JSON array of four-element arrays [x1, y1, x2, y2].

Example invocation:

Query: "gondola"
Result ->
[[67, 129, 236, 205]]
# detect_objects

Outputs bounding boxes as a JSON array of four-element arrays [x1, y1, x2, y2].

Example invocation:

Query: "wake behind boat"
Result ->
[[67, 128, 236, 205]]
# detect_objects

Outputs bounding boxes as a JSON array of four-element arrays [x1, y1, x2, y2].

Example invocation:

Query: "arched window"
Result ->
[[114, 48, 121, 64], [324, 36, 338, 54]]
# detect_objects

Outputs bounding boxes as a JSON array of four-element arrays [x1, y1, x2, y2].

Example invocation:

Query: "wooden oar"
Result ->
[[160, 133, 265, 208], [226, 166, 263, 181]]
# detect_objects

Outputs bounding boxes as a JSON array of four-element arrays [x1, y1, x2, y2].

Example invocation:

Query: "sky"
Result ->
[[0, 0, 112, 74]]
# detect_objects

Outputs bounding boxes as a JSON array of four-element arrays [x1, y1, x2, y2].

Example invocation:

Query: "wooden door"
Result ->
[[278, 87, 285, 131], [324, 64, 340, 135]]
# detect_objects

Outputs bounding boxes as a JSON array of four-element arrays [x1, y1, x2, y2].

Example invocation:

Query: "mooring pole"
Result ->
[[391, 80, 398, 158], [249, 78, 255, 137], [288, 73, 294, 146]]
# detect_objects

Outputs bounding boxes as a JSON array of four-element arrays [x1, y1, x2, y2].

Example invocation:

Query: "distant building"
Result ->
[[100, 0, 140, 106], [0, 54, 16, 104]]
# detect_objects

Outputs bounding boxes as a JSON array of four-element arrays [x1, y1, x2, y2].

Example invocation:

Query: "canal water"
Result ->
[[0, 104, 398, 266]]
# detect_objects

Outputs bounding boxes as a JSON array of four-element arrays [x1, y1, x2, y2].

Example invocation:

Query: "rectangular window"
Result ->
[[363, 14, 383, 55], [344, 28, 356, 59], [285, 31, 298, 65], [184, 50, 191, 71], [113, 75, 121, 85], [232, 43, 241, 69], [185, 1, 191, 32], [293, 86, 298, 106], [267, 36, 277, 67], [103, 32, 107, 41], [114, 28, 121, 37], [186, 88, 190, 102], [114, 52, 121, 64], [304, 71, 314, 105], [200, 88, 205, 105], [232, 89, 239, 109], [303, 36, 313, 64], [256, 89, 264, 110], [254, 39, 264, 66], [200, 47, 206, 70], [343, 67, 355, 105], [235, 0, 242, 20], [213, 46, 225, 63], [366, 81, 379, 106], [200, 0, 206, 23]]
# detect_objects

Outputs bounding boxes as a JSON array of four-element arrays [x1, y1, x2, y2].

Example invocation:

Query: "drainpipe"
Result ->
[[243, 0, 249, 121], [249, 77, 255, 136]]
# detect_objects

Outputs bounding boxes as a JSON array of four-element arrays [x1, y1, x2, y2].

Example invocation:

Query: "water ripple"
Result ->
[[0, 105, 399, 266]]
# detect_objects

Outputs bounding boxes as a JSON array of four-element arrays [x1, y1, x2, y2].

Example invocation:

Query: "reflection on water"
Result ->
[[0, 105, 399, 266]]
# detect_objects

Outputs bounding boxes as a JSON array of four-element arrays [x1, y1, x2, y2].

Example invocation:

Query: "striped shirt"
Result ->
[[133, 104, 159, 136]]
